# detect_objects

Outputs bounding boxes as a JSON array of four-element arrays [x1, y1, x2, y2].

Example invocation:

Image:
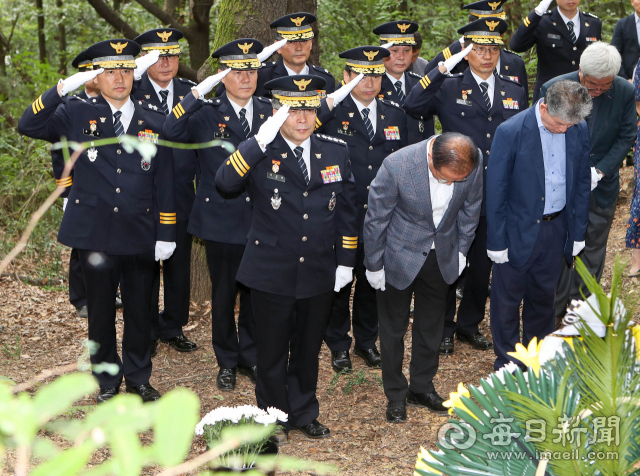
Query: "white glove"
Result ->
[[535, 0, 553, 15], [258, 39, 287, 62], [458, 37, 465, 45], [458, 252, 466, 276], [133, 50, 161, 80], [487, 249, 509, 264], [381, 41, 394, 49], [63, 198, 68, 212], [58, 68, 104, 96], [365, 268, 386, 291], [255, 105, 290, 150], [442, 44, 474, 74], [590, 167, 603, 191], [334, 266, 353, 292], [572, 240, 585, 256], [327, 73, 364, 108], [193, 68, 232, 98], [155, 241, 176, 261]]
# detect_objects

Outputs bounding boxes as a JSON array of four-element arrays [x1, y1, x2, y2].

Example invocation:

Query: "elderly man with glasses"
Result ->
[[538, 42, 636, 321]]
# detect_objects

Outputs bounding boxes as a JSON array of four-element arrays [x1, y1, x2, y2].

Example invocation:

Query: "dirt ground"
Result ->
[[1, 166, 638, 476]]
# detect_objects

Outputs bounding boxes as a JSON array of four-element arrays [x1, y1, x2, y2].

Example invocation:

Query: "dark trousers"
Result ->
[[252, 289, 334, 430], [150, 220, 193, 340], [325, 243, 378, 351], [68, 247, 87, 308], [79, 249, 155, 388], [204, 240, 256, 369], [377, 252, 449, 402], [490, 212, 567, 370], [444, 216, 492, 337], [554, 196, 616, 319]]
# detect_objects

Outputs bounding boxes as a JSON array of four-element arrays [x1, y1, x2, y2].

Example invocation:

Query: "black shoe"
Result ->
[[457, 332, 493, 350], [150, 339, 158, 358], [160, 334, 198, 352], [439, 336, 454, 355], [125, 383, 160, 402], [353, 347, 382, 368], [269, 428, 289, 445], [216, 368, 237, 391], [115, 295, 123, 310], [97, 387, 119, 404], [386, 399, 407, 423], [456, 286, 464, 300], [76, 305, 88, 319], [294, 419, 331, 439], [406, 390, 448, 414], [331, 350, 352, 373], [237, 364, 257, 384]]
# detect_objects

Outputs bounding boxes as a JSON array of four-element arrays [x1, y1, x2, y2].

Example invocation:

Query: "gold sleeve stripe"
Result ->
[[343, 244, 358, 249], [172, 103, 185, 119], [420, 76, 431, 89], [343, 236, 358, 241], [233, 150, 250, 171], [228, 155, 245, 177], [56, 177, 73, 186], [523, 17, 530, 27], [159, 213, 176, 217], [32, 95, 44, 114], [443, 47, 451, 60], [159, 219, 177, 224], [315, 117, 322, 131], [230, 152, 248, 174]]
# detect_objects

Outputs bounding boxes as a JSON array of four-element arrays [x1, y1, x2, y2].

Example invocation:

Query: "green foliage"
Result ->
[[327, 368, 383, 395], [1, 334, 21, 359]]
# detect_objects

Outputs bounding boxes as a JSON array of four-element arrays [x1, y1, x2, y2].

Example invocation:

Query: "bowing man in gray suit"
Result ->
[[363, 132, 483, 423]]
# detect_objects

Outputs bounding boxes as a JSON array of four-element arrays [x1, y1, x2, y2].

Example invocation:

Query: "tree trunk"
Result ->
[[189, 237, 211, 305], [57, 0, 67, 75], [287, 0, 319, 65], [36, 0, 46, 63]]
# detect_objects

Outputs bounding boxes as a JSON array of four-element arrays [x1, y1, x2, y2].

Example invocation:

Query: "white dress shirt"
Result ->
[[228, 96, 254, 132], [386, 72, 405, 95], [351, 94, 378, 134], [426, 136, 455, 247], [148, 76, 174, 111], [284, 62, 310, 76], [108, 98, 135, 133], [470, 70, 495, 107], [635, 12, 640, 46], [558, 8, 581, 39], [282, 135, 311, 175]]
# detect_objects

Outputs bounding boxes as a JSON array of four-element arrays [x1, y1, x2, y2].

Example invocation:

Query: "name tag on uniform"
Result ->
[[213, 132, 231, 139], [83, 129, 101, 137], [502, 98, 520, 110], [456, 98, 473, 107], [336, 128, 354, 136], [321, 165, 342, 183], [547, 33, 561, 40], [267, 172, 286, 182], [384, 126, 400, 140]]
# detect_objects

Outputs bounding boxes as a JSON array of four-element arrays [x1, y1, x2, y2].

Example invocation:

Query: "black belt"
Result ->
[[542, 209, 563, 221]]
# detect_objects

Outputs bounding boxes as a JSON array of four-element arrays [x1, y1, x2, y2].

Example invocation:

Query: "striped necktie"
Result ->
[[113, 111, 124, 138], [239, 108, 250, 138], [362, 108, 374, 142], [567, 21, 577, 43], [479, 82, 491, 111], [159, 90, 170, 115], [294, 146, 309, 185], [394, 80, 405, 105]]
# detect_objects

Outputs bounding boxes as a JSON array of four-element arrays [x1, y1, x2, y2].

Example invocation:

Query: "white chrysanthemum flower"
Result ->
[[254, 413, 278, 425], [267, 407, 289, 422]]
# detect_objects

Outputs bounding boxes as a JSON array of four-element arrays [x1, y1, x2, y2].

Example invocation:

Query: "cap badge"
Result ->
[[486, 20, 500, 32], [363, 50, 379, 61], [397, 23, 411, 33], [238, 42, 253, 54], [488, 1, 501, 10], [110, 41, 127, 54], [157, 31, 173, 42], [290, 16, 306, 26], [293, 78, 312, 91]]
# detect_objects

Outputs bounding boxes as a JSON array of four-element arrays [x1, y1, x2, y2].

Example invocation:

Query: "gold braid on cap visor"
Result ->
[[141, 43, 182, 55], [78, 62, 94, 71], [463, 32, 504, 45], [467, 9, 507, 19], [345, 60, 386, 75], [92, 55, 136, 69], [272, 90, 320, 108], [379, 34, 417, 45], [276, 26, 314, 41], [219, 55, 262, 70]]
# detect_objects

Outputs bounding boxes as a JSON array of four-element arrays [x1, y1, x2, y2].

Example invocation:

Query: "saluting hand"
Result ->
[[535, 0, 553, 15], [133, 50, 161, 80], [255, 105, 290, 150], [192, 68, 232, 99], [326, 73, 364, 110], [57, 68, 104, 96], [439, 43, 473, 75], [258, 39, 287, 63]]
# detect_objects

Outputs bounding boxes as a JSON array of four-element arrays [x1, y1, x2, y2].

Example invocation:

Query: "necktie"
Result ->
[[113, 110, 124, 138], [239, 108, 250, 138], [294, 146, 309, 185], [567, 21, 576, 43], [159, 90, 170, 115], [479, 82, 491, 111], [394, 80, 405, 105], [362, 108, 375, 142]]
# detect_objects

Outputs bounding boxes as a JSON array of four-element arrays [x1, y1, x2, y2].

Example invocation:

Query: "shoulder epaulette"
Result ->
[[583, 11, 599, 19], [498, 74, 524, 87], [311, 64, 331, 75], [201, 97, 218, 105], [69, 95, 86, 102], [177, 77, 197, 86], [407, 71, 422, 79], [138, 100, 164, 114], [502, 49, 521, 57], [316, 133, 347, 146], [380, 99, 404, 111], [256, 96, 271, 105], [444, 73, 464, 79], [262, 61, 277, 68], [542, 10, 552, 15]]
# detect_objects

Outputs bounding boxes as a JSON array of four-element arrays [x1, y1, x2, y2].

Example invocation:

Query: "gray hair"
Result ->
[[579, 41, 621, 79], [546, 79, 592, 124], [271, 97, 283, 110]]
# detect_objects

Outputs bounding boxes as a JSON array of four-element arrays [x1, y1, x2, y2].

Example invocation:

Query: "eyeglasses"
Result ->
[[429, 154, 469, 184], [472, 46, 501, 56], [581, 77, 613, 92]]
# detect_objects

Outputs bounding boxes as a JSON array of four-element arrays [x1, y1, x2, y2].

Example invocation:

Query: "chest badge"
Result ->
[[315, 153, 322, 159], [100, 117, 106, 123], [502, 98, 519, 110], [272, 160, 280, 173], [224, 116, 230, 121], [342, 121, 349, 131], [141, 157, 151, 171], [281, 152, 288, 159], [384, 126, 400, 140], [219, 123, 226, 133], [271, 189, 282, 210], [419, 120, 424, 133], [328, 191, 336, 211], [87, 147, 98, 162], [145, 95, 151, 99], [138, 120, 144, 125], [462, 91, 468, 100], [89, 120, 97, 132], [321, 165, 342, 183], [348, 112, 354, 117]]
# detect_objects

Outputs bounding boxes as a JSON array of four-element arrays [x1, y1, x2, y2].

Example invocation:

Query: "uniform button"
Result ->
[[299, 257, 305, 262], [117, 149, 121, 155], [114, 207, 119, 212], [423, 252, 427, 256], [537, 219, 540, 223], [461, 112, 465, 116], [303, 191, 308, 197], [146, 209, 149, 212], [274, 188, 278, 193], [486, 133, 490, 138], [246, 197, 250, 202], [364, 204, 368, 209], [573, 46, 577, 51], [552, 44, 556, 48], [205, 198, 209, 202], [368, 165, 372, 170], [117, 168, 121, 174], [302, 236, 307, 241], [303, 214, 308, 219], [255, 240, 259, 245], [486, 150, 490, 155], [485, 166, 487, 170], [572, 61, 575, 65], [369, 145, 373, 150], [367, 185, 370, 190], [488, 117, 492, 121], [75, 199, 79, 204], [542, 197, 545, 201], [116, 188, 120, 193]]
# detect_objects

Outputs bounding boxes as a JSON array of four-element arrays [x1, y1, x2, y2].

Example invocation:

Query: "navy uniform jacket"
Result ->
[[509, 8, 601, 100], [611, 14, 640, 79], [404, 67, 526, 215], [215, 134, 358, 299], [315, 95, 408, 235], [216, 58, 337, 98], [132, 73, 199, 222], [379, 71, 435, 143], [163, 92, 272, 244], [18, 86, 176, 255], [424, 42, 529, 107]]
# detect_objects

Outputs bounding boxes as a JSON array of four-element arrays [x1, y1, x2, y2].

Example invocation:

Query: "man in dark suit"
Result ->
[[132, 28, 199, 356], [486, 79, 592, 371], [509, 0, 601, 102], [612, 2, 640, 80], [539, 43, 637, 320]]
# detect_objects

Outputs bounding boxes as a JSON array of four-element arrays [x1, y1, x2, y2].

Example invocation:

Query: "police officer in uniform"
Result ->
[[216, 13, 335, 98], [509, 0, 601, 101], [404, 18, 526, 356], [164, 39, 273, 391], [132, 28, 199, 356], [315, 46, 408, 373], [215, 75, 358, 439], [18, 39, 176, 403], [424, 1, 529, 106], [373, 20, 435, 143]]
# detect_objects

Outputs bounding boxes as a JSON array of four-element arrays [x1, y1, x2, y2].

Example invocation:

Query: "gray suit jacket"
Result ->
[[363, 137, 483, 289]]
